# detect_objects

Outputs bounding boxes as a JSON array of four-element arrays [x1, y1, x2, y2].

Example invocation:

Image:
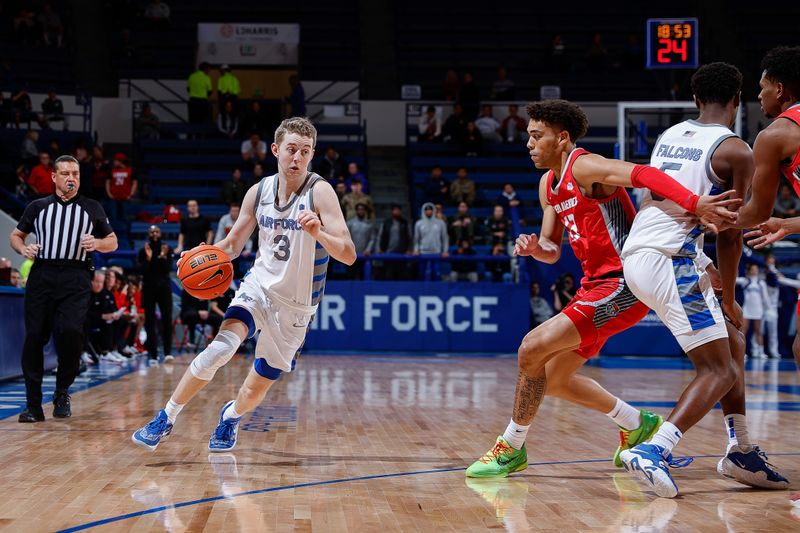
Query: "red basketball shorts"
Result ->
[[561, 276, 650, 358]]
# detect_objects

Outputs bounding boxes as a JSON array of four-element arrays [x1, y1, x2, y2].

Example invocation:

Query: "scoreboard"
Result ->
[[646, 18, 699, 69]]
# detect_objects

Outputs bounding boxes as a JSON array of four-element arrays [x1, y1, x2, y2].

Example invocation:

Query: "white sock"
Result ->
[[648, 421, 682, 455], [502, 419, 530, 450], [606, 398, 641, 430], [164, 399, 184, 424], [724, 413, 751, 452], [223, 401, 243, 421]]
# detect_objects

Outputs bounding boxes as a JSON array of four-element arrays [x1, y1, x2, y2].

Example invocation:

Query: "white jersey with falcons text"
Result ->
[[249, 172, 329, 312], [622, 119, 741, 259]]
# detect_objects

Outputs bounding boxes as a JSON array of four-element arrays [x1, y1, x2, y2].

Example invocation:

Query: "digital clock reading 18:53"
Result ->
[[646, 18, 699, 69]]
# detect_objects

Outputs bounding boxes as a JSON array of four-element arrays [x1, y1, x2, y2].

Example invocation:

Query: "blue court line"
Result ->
[[56, 451, 800, 532]]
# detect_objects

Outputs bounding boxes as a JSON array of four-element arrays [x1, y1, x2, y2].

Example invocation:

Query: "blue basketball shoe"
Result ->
[[717, 445, 790, 489], [209, 400, 242, 452], [131, 410, 173, 451], [619, 443, 692, 498]]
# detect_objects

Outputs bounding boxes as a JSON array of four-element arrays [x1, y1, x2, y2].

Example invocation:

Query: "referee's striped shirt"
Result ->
[[16, 194, 113, 262]]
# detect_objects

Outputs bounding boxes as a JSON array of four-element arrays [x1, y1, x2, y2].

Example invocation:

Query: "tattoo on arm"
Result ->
[[512, 371, 547, 425]]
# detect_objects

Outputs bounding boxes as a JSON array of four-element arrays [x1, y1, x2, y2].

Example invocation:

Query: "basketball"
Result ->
[[177, 244, 233, 300]]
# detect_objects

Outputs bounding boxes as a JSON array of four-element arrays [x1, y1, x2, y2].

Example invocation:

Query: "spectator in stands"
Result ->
[[413, 202, 448, 256], [26, 152, 55, 197], [774, 184, 800, 218], [250, 162, 265, 187], [10, 268, 22, 288], [449, 167, 476, 206], [551, 272, 577, 312], [496, 183, 524, 221], [46, 138, 60, 161], [347, 203, 376, 279], [423, 166, 449, 205], [334, 182, 347, 215], [0, 92, 10, 128], [176, 199, 213, 254], [73, 142, 92, 197], [217, 64, 240, 108], [11, 87, 35, 129], [448, 239, 478, 283], [458, 72, 480, 121], [549, 34, 566, 71], [475, 104, 502, 143], [586, 33, 608, 70], [286, 74, 306, 117], [144, 0, 170, 23], [214, 203, 252, 278], [341, 162, 363, 191], [529, 281, 553, 327], [443, 69, 460, 101], [418, 105, 442, 142], [187, 62, 212, 125], [0, 258, 11, 286], [377, 203, 411, 279], [318, 146, 346, 182], [180, 289, 213, 347], [486, 204, 511, 246], [459, 121, 483, 156], [241, 100, 268, 138], [216, 100, 239, 139], [90, 145, 110, 200], [490, 66, 516, 101], [341, 178, 374, 220], [84, 270, 121, 364], [209, 287, 235, 335], [222, 168, 247, 205], [19, 130, 39, 169], [449, 201, 477, 244], [138, 225, 174, 362], [240, 132, 267, 168], [12, 8, 36, 44], [135, 103, 161, 140], [39, 89, 64, 130], [500, 104, 527, 143], [106, 153, 137, 220], [38, 3, 63, 47], [434, 203, 447, 222], [443, 103, 468, 143], [488, 242, 511, 282]]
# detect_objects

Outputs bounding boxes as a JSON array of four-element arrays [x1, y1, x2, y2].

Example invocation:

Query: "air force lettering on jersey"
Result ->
[[622, 119, 742, 260]]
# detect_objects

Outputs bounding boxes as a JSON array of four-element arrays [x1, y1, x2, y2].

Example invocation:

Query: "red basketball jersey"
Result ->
[[545, 148, 637, 282], [778, 104, 800, 195]]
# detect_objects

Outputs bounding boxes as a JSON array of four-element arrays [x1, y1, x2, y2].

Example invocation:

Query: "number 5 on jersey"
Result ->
[[274, 234, 290, 261]]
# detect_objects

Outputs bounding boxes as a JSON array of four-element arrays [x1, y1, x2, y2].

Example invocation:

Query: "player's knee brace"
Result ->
[[189, 329, 241, 381]]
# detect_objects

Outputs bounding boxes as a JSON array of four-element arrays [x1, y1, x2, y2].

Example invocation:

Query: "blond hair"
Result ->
[[274, 117, 317, 147]]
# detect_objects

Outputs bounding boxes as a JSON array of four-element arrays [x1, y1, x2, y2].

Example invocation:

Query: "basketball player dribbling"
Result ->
[[132, 117, 356, 451], [726, 47, 800, 369], [619, 63, 788, 498], [467, 100, 739, 479]]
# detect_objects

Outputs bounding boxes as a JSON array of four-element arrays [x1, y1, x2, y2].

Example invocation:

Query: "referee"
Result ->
[[9, 155, 118, 422]]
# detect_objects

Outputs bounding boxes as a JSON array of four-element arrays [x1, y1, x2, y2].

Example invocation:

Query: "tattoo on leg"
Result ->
[[512, 371, 547, 425]]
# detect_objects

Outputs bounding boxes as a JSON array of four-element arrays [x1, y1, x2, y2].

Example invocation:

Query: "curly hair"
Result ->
[[691, 62, 742, 105], [761, 46, 800, 98], [525, 100, 588, 141], [274, 116, 317, 147]]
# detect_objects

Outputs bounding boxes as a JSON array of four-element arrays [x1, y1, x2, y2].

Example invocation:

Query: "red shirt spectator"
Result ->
[[27, 152, 55, 195], [106, 153, 138, 200]]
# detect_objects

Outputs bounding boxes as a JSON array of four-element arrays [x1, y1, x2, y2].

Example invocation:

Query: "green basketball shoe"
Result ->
[[613, 410, 663, 468], [466, 436, 528, 478]]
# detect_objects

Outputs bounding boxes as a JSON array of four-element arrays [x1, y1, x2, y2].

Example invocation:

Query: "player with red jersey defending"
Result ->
[[466, 99, 739, 478]]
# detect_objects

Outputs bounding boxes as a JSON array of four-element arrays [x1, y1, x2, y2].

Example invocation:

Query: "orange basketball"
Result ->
[[177, 244, 233, 300]]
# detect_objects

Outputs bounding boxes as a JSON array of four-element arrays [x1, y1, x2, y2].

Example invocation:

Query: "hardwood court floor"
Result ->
[[0, 354, 799, 532]]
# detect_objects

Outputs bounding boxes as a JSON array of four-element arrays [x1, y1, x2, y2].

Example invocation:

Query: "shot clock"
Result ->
[[646, 18, 699, 69]]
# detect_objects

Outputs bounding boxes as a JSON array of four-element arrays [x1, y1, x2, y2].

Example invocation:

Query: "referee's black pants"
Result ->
[[143, 284, 173, 358], [22, 265, 91, 407]]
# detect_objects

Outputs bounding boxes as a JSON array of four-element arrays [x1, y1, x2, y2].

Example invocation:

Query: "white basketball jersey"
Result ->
[[249, 172, 329, 311], [622, 119, 739, 259]]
